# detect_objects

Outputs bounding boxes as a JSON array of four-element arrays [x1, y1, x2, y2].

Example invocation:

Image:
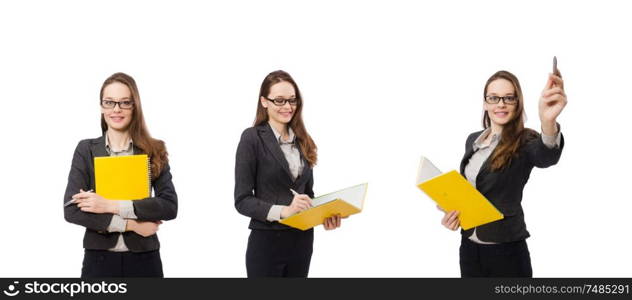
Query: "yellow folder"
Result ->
[[416, 156, 503, 230], [280, 183, 368, 231], [94, 154, 151, 200]]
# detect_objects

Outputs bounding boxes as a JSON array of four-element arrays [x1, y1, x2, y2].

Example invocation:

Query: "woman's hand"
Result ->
[[127, 220, 162, 237], [73, 189, 118, 214], [281, 194, 313, 218], [539, 73, 567, 135], [323, 214, 342, 230], [441, 210, 460, 231]]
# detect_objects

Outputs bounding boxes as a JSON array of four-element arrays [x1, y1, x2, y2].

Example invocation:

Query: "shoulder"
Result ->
[[240, 126, 259, 141], [240, 124, 268, 142], [74, 136, 103, 152], [465, 130, 484, 145]]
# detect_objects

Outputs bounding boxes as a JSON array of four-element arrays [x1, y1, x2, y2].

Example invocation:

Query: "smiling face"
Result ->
[[484, 78, 517, 128], [260, 80, 297, 125], [101, 81, 134, 132]]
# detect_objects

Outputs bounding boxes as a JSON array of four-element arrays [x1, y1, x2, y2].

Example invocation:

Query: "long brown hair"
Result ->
[[483, 70, 537, 171], [100, 72, 168, 179], [254, 70, 318, 167]]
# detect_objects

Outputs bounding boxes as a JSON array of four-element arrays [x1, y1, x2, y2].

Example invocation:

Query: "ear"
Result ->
[[260, 96, 268, 108]]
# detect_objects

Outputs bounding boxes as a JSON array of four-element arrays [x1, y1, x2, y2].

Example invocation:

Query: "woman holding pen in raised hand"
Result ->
[[64, 72, 177, 277], [441, 68, 566, 277], [234, 70, 341, 277]]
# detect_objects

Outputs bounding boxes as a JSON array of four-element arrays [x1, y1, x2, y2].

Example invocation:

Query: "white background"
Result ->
[[1, 0, 630, 277]]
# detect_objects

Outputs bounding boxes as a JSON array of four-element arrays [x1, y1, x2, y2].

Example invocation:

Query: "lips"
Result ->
[[494, 111, 509, 118], [279, 111, 293, 118], [109, 116, 125, 123]]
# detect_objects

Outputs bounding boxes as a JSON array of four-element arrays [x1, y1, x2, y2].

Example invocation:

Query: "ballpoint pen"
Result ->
[[64, 189, 93, 207]]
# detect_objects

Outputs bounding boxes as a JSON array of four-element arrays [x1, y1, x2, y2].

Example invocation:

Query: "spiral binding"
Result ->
[[146, 155, 152, 197]]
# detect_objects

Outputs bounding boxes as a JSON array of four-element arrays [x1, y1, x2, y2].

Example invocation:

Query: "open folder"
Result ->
[[279, 183, 368, 231], [94, 154, 151, 200], [416, 156, 503, 230]]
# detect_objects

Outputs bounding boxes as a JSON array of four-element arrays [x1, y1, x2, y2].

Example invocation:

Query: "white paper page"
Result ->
[[416, 156, 442, 184], [312, 183, 368, 209]]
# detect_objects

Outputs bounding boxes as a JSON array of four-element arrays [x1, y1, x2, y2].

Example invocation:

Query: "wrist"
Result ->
[[125, 219, 136, 232], [110, 201, 120, 215], [541, 120, 557, 135], [280, 206, 290, 219]]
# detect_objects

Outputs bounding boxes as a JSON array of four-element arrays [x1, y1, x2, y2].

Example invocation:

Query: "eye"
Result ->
[[288, 98, 298, 105], [104, 100, 114, 105]]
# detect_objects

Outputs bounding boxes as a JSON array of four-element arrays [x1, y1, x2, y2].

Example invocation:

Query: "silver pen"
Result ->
[[64, 189, 93, 207]]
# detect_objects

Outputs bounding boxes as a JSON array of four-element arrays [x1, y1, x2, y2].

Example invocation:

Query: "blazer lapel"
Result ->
[[90, 135, 109, 158], [460, 146, 475, 175], [258, 123, 294, 181]]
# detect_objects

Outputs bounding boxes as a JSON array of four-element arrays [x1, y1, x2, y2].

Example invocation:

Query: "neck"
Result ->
[[490, 122, 503, 136], [107, 129, 131, 151], [268, 119, 289, 138]]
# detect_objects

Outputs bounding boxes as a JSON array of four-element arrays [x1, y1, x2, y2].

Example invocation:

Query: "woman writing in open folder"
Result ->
[[234, 70, 341, 277], [64, 72, 177, 277], [440, 70, 566, 277]]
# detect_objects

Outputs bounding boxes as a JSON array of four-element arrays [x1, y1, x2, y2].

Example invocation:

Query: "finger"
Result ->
[[324, 218, 332, 229], [451, 221, 460, 231], [441, 213, 450, 225], [74, 192, 92, 199], [550, 74, 564, 88], [441, 211, 454, 225], [336, 215, 341, 227], [544, 74, 554, 89], [298, 195, 311, 201], [72, 194, 88, 200], [542, 87, 564, 97], [542, 95, 564, 106], [298, 199, 312, 209], [447, 211, 458, 224], [436, 205, 445, 212]]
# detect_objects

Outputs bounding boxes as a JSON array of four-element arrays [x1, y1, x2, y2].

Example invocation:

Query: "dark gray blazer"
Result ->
[[234, 123, 314, 230], [63, 136, 177, 252], [460, 130, 564, 243]]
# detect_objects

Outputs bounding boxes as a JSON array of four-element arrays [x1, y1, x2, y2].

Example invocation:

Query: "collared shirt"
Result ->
[[464, 126, 562, 244], [266, 123, 305, 222], [104, 132, 139, 252]]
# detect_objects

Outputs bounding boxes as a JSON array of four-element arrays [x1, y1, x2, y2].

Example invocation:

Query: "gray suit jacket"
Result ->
[[234, 123, 314, 230], [63, 136, 177, 252], [459, 130, 564, 243]]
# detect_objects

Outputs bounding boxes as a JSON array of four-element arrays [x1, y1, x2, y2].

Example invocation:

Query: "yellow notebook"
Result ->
[[280, 183, 368, 231], [94, 154, 151, 200], [416, 156, 503, 230]]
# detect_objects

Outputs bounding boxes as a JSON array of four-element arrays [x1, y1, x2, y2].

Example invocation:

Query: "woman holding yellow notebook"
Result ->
[[440, 69, 566, 277], [234, 70, 341, 277], [63, 72, 177, 277]]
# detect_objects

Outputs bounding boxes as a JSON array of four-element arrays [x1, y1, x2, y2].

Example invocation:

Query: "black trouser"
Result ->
[[459, 235, 532, 277], [81, 249, 164, 278], [246, 228, 314, 278]]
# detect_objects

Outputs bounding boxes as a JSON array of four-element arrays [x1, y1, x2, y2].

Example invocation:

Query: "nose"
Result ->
[[112, 102, 122, 112], [282, 101, 292, 109], [497, 99, 507, 108]]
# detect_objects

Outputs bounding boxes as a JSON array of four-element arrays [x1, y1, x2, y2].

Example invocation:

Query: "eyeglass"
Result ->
[[264, 96, 298, 106], [101, 99, 135, 109], [484, 95, 518, 105]]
